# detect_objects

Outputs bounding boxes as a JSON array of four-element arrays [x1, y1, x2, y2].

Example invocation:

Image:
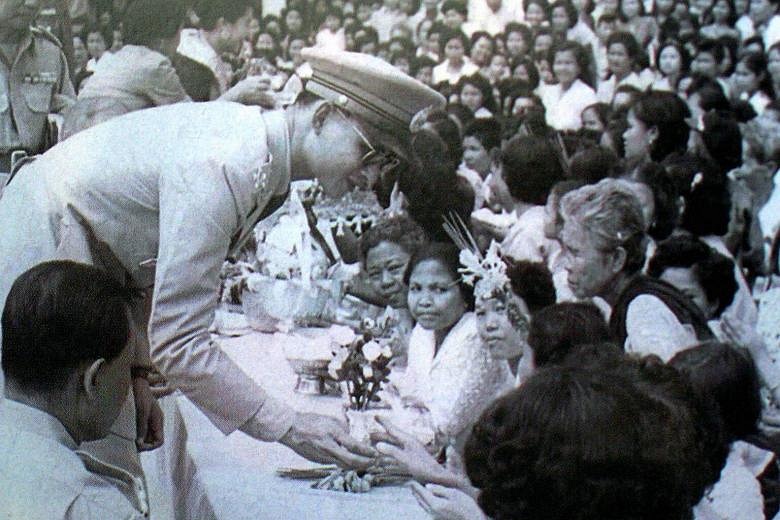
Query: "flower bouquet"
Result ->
[[327, 320, 394, 412]]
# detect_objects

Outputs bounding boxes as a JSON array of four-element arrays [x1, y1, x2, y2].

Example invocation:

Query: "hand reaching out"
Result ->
[[410, 482, 487, 520], [279, 412, 376, 469], [371, 416, 448, 484]]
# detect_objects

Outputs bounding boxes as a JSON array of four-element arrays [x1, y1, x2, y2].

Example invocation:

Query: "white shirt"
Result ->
[[0, 399, 144, 519], [432, 59, 480, 86], [540, 79, 597, 130], [467, 0, 525, 36], [694, 441, 774, 520], [402, 313, 514, 444], [624, 294, 699, 361], [763, 15, 780, 49], [315, 28, 346, 51], [596, 71, 650, 103]]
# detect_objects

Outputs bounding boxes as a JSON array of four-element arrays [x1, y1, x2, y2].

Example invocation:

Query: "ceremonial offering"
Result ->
[[242, 274, 332, 331], [283, 328, 340, 395], [277, 466, 410, 493]]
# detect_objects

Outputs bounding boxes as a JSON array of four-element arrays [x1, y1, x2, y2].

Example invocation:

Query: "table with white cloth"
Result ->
[[174, 325, 431, 520]]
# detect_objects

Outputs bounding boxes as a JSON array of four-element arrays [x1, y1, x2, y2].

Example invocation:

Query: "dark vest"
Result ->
[[609, 275, 714, 348]]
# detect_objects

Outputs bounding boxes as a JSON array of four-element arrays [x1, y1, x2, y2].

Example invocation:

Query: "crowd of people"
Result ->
[[3, 0, 780, 518]]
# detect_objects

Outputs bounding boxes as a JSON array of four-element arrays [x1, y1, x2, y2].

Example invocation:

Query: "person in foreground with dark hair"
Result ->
[[464, 365, 718, 520], [670, 342, 779, 519], [0, 261, 143, 518]]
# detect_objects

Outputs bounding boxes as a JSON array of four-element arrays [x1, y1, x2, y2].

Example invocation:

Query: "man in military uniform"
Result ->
[[0, 0, 74, 173], [0, 47, 444, 515]]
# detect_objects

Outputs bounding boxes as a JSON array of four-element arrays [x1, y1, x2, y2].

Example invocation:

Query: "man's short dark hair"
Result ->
[[192, 0, 255, 31], [122, 0, 186, 46], [501, 134, 565, 205], [2, 261, 132, 393]]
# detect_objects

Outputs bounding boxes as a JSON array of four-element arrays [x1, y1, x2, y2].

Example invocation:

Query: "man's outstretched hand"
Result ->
[[279, 412, 376, 469]]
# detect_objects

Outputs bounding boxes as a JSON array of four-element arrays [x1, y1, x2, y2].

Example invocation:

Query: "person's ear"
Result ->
[[82, 358, 106, 401], [610, 246, 628, 274], [648, 125, 660, 147]]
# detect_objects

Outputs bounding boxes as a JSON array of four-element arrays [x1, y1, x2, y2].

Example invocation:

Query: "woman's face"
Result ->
[[506, 31, 527, 56], [460, 83, 485, 111], [659, 46, 683, 76], [463, 135, 492, 174], [255, 33, 275, 53], [733, 60, 761, 95], [554, 49, 580, 87], [73, 36, 88, 66], [513, 62, 530, 81], [712, 0, 732, 21], [607, 42, 631, 76], [475, 291, 530, 360], [86, 31, 107, 59], [581, 107, 605, 131], [526, 2, 547, 25], [659, 267, 717, 318], [533, 34, 554, 56], [445, 37, 465, 62], [416, 65, 434, 85], [408, 259, 467, 331], [471, 36, 493, 65], [622, 0, 642, 17], [551, 6, 571, 32], [768, 48, 780, 83], [490, 54, 509, 78], [365, 241, 412, 308], [285, 10, 303, 32], [560, 221, 618, 298], [623, 108, 653, 160]]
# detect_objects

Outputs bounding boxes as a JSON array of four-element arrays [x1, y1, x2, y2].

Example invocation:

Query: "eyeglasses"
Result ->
[[332, 105, 388, 168]]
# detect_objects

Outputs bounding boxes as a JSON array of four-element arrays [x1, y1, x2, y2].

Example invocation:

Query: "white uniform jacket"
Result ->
[[0, 102, 295, 440]]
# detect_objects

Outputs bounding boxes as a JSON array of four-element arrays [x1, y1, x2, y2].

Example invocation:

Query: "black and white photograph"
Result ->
[[1, 0, 780, 518]]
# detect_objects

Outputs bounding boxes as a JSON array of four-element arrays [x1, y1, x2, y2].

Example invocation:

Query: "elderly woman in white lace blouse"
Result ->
[[396, 242, 514, 451]]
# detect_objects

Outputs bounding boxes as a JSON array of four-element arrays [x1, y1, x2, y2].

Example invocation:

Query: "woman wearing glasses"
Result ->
[[0, 48, 445, 491]]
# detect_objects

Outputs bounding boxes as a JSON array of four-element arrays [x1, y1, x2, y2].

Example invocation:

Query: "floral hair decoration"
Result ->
[[442, 213, 510, 299]]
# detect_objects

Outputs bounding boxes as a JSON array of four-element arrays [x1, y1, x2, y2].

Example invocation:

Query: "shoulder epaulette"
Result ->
[[30, 26, 63, 48]]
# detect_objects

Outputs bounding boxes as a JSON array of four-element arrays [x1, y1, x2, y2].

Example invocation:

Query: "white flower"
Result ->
[[361, 318, 377, 331], [328, 347, 349, 379], [330, 324, 357, 345], [380, 345, 393, 359], [362, 341, 382, 362], [362, 365, 374, 379]]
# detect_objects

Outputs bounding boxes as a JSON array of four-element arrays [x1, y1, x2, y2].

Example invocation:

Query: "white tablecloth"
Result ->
[[175, 328, 431, 520]]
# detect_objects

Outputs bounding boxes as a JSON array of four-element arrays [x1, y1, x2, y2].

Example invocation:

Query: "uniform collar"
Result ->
[[0, 397, 78, 450]]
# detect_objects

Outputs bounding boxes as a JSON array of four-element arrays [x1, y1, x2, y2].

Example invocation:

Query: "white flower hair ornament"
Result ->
[[443, 213, 510, 299], [459, 241, 511, 299]]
